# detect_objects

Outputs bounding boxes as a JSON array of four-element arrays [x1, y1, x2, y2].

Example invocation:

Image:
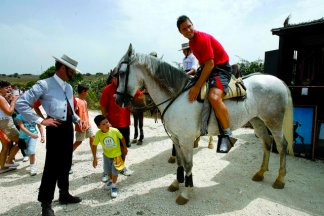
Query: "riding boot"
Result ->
[[216, 135, 237, 153], [41, 202, 55, 216]]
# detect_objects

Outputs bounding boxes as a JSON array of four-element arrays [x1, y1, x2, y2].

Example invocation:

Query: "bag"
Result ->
[[223, 75, 247, 99], [18, 139, 27, 150]]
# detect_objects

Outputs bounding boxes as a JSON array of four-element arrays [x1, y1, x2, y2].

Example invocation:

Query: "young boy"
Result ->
[[73, 84, 96, 158], [93, 115, 128, 198], [16, 113, 45, 176]]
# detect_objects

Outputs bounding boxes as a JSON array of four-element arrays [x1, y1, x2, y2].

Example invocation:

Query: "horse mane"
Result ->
[[135, 53, 189, 97]]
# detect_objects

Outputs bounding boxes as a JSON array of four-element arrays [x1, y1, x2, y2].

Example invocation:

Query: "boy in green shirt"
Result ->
[[93, 115, 128, 198]]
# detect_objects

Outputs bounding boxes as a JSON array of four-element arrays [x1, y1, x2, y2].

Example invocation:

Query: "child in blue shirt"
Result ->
[[16, 113, 45, 176]]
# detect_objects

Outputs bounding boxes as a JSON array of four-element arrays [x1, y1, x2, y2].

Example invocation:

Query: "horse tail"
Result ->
[[283, 86, 294, 156]]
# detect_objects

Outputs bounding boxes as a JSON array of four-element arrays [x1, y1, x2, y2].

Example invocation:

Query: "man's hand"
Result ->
[[188, 85, 200, 102], [41, 118, 61, 127]]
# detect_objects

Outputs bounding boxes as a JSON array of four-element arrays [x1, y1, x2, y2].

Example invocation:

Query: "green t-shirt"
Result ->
[[94, 127, 123, 158]]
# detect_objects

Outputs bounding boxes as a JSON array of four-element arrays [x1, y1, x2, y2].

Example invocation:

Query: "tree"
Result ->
[[236, 56, 264, 76]]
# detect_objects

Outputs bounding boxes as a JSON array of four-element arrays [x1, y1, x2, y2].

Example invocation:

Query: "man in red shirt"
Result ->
[[176, 15, 236, 153], [100, 73, 132, 179]]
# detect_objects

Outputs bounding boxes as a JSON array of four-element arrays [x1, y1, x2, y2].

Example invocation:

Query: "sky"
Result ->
[[0, 0, 323, 75]]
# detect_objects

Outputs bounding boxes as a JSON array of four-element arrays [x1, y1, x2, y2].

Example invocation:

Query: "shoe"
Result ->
[[41, 202, 55, 216], [4, 162, 19, 168], [59, 192, 82, 204], [137, 140, 143, 145], [216, 135, 237, 153], [168, 156, 176, 164], [30, 164, 37, 176], [69, 168, 73, 174], [23, 156, 29, 162], [131, 139, 137, 144], [120, 168, 132, 176], [111, 187, 118, 198], [0, 167, 16, 174], [101, 175, 109, 183], [105, 180, 112, 190]]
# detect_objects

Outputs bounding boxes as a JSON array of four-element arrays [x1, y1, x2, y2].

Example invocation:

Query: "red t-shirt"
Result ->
[[189, 30, 229, 66], [99, 83, 130, 128]]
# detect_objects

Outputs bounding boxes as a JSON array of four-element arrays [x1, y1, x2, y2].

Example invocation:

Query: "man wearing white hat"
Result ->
[[179, 42, 198, 76], [16, 54, 82, 216]]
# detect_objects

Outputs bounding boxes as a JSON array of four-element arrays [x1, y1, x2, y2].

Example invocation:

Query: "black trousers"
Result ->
[[38, 121, 73, 203], [117, 126, 130, 148], [133, 111, 144, 140]]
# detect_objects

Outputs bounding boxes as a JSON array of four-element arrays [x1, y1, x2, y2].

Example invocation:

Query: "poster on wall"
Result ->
[[293, 105, 317, 159]]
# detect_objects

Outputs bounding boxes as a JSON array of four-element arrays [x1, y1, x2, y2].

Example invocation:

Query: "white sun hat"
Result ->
[[53, 54, 81, 72]]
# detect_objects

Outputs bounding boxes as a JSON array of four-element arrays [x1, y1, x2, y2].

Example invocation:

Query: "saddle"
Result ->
[[198, 75, 247, 101]]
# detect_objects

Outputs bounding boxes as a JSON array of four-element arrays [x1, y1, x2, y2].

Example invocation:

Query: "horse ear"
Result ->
[[127, 43, 133, 57]]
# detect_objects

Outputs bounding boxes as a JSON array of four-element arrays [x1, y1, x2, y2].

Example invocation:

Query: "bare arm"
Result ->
[[37, 124, 45, 143], [188, 59, 214, 102], [0, 95, 18, 115]]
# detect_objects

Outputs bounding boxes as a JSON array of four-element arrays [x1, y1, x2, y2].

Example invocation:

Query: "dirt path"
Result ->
[[0, 110, 324, 215]]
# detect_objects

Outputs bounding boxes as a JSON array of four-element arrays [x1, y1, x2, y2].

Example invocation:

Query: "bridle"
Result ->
[[115, 57, 173, 112]]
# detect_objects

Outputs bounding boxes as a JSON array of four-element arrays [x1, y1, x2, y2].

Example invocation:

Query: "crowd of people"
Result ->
[[0, 15, 237, 216]]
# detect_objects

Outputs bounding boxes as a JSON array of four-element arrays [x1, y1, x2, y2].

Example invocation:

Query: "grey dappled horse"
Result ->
[[115, 44, 294, 205]]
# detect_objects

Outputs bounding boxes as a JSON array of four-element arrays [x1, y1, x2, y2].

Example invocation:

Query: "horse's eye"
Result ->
[[119, 63, 128, 73]]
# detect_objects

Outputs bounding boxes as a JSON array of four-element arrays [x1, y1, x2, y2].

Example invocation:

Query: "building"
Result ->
[[264, 18, 324, 159]]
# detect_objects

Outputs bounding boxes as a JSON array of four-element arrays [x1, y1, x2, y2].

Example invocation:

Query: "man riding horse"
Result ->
[[177, 15, 237, 153]]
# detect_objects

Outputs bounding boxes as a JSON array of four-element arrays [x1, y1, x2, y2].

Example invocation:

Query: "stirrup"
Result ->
[[216, 135, 237, 153]]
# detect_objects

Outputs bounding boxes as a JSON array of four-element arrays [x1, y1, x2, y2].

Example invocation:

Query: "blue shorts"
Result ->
[[24, 137, 37, 155], [103, 154, 119, 176]]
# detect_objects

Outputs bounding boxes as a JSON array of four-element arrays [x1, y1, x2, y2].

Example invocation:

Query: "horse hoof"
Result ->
[[252, 173, 264, 182], [176, 195, 189, 205], [137, 140, 143, 145], [167, 184, 179, 192], [272, 180, 285, 189], [168, 156, 176, 164], [131, 139, 137, 144]]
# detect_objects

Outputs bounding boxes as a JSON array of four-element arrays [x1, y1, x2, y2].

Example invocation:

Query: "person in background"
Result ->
[[72, 84, 96, 159], [179, 42, 198, 76], [176, 15, 237, 153], [92, 115, 128, 198], [100, 71, 132, 181], [15, 54, 82, 216], [16, 113, 45, 176], [0, 81, 20, 174]]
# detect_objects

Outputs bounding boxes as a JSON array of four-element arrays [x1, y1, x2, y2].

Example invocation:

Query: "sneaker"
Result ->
[[30, 164, 37, 176], [69, 168, 73, 174], [111, 187, 118, 198], [23, 156, 29, 162], [105, 180, 112, 190], [120, 168, 132, 176], [4, 162, 19, 168], [101, 175, 109, 183]]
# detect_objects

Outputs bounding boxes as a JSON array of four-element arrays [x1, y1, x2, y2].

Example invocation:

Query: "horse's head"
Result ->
[[115, 43, 140, 107]]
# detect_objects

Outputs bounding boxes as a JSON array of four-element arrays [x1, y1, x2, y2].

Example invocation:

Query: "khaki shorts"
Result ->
[[75, 127, 94, 142], [0, 118, 19, 141]]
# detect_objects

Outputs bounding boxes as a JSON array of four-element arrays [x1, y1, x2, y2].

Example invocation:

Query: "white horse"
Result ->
[[115, 44, 294, 205]]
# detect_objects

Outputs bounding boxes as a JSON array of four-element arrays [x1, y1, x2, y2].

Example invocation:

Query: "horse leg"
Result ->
[[193, 136, 200, 148], [249, 118, 272, 182], [176, 145, 194, 205], [270, 130, 288, 189], [208, 136, 214, 149]]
